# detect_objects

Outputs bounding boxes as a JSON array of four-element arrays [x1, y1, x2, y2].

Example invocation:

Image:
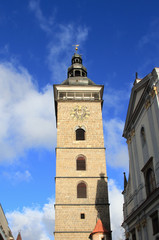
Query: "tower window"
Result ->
[[77, 182, 87, 198], [76, 155, 86, 170], [75, 70, 80, 76], [81, 213, 85, 219], [76, 128, 85, 140]]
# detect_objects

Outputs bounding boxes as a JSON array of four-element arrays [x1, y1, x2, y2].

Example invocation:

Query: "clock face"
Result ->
[[70, 105, 90, 120]]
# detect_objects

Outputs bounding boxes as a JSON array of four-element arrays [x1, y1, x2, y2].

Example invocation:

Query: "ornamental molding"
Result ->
[[141, 218, 147, 227], [149, 86, 158, 98], [125, 232, 130, 238], [126, 129, 135, 144], [126, 137, 131, 145], [136, 223, 141, 231], [130, 129, 135, 137], [145, 98, 151, 110]]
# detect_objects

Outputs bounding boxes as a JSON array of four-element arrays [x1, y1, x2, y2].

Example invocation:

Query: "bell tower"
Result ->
[[53, 52, 111, 240]]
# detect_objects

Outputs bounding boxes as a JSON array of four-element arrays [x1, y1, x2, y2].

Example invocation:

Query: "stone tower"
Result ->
[[53, 52, 111, 240]]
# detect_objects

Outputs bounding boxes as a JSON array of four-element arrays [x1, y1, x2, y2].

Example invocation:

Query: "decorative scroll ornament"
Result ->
[[70, 105, 90, 120]]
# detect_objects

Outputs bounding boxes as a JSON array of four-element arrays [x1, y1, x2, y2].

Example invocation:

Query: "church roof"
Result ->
[[16, 232, 22, 240], [90, 219, 108, 236]]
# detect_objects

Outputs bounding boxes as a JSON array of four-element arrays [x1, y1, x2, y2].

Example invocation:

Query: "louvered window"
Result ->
[[77, 182, 87, 198]]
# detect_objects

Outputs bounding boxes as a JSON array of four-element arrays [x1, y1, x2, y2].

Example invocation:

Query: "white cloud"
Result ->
[[29, 0, 53, 34], [6, 181, 125, 240], [0, 62, 56, 163], [29, 0, 89, 82], [3, 170, 32, 183], [103, 87, 130, 116], [6, 198, 54, 240], [47, 24, 88, 82], [109, 179, 125, 240], [103, 118, 129, 169]]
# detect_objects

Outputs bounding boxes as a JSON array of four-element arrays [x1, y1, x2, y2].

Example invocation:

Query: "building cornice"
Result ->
[[123, 187, 159, 225]]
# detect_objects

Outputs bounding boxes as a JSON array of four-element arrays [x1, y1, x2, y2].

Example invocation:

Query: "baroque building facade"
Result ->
[[122, 68, 159, 240], [53, 52, 111, 240]]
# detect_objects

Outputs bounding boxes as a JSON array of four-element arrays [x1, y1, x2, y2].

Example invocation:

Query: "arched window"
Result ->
[[76, 128, 85, 140], [76, 155, 86, 170], [141, 127, 146, 147], [77, 182, 87, 198], [146, 168, 156, 195]]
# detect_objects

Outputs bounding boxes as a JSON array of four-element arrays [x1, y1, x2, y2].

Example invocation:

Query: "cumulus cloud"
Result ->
[[6, 198, 54, 240], [109, 179, 124, 240], [103, 118, 129, 169], [103, 87, 130, 116], [0, 62, 56, 163], [6, 181, 125, 240]]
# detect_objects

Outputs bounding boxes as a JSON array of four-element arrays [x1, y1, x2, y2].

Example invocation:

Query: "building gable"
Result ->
[[123, 73, 153, 139], [123, 68, 159, 139]]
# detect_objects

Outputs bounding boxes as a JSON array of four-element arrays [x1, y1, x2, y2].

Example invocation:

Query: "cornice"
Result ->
[[123, 187, 159, 225]]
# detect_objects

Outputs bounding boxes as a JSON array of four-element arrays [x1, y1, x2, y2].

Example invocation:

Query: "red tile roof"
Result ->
[[90, 219, 108, 236], [16, 232, 22, 240]]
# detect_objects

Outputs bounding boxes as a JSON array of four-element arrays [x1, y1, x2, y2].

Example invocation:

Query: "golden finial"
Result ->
[[72, 44, 79, 53]]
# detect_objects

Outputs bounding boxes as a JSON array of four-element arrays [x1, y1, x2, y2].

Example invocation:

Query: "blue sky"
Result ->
[[0, 1, 159, 239]]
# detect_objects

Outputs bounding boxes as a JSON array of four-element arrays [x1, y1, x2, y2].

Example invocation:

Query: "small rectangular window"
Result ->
[[81, 213, 85, 219]]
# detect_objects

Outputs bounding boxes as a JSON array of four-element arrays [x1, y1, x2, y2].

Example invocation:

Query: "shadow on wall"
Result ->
[[95, 173, 111, 239]]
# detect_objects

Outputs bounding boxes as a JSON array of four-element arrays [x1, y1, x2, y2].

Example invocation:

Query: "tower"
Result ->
[[122, 68, 159, 239], [54, 52, 111, 240]]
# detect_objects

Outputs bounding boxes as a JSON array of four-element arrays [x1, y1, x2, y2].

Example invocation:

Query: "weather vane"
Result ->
[[72, 44, 79, 53]]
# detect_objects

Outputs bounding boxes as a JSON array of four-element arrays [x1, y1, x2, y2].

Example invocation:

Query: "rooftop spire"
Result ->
[[72, 44, 79, 53], [61, 51, 96, 85], [16, 232, 22, 240]]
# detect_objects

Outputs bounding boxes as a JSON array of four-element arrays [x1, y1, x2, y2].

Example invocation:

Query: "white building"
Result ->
[[122, 68, 159, 240]]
